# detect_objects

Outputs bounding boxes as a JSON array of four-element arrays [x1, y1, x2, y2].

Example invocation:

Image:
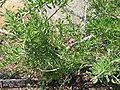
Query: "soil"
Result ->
[[46, 67, 120, 90], [0, 66, 119, 90], [0, 0, 24, 28]]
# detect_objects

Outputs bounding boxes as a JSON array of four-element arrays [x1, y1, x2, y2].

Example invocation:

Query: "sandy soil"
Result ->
[[0, 0, 24, 28]]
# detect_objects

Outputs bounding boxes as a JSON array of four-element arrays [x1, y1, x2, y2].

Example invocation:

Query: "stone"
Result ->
[[0, 0, 87, 27]]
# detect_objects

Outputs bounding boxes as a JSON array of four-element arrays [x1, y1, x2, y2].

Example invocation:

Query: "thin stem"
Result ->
[[47, 7, 61, 20]]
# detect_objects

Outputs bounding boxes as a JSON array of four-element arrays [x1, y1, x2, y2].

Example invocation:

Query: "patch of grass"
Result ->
[[87, 0, 120, 84], [0, 0, 120, 88], [91, 57, 120, 84], [89, 0, 120, 15]]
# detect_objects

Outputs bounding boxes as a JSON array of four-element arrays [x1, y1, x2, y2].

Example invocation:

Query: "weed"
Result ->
[[91, 57, 120, 84], [0, 0, 119, 88]]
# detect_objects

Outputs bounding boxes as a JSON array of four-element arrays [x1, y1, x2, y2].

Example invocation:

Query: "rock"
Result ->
[[44, 0, 87, 24], [0, 0, 87, 28]]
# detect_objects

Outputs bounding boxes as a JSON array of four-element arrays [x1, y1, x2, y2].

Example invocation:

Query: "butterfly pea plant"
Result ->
[[1, 0, 84, 86]]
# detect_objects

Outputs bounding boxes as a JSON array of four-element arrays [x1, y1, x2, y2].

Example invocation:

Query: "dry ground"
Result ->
[[0, 0, 24, 28]]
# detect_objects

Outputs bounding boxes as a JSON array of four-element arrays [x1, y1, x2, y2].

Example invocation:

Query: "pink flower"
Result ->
[[67, 38, 77, 47]]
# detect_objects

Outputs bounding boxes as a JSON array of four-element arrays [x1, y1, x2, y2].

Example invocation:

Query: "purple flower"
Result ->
[[67, 38, 77, 47]]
